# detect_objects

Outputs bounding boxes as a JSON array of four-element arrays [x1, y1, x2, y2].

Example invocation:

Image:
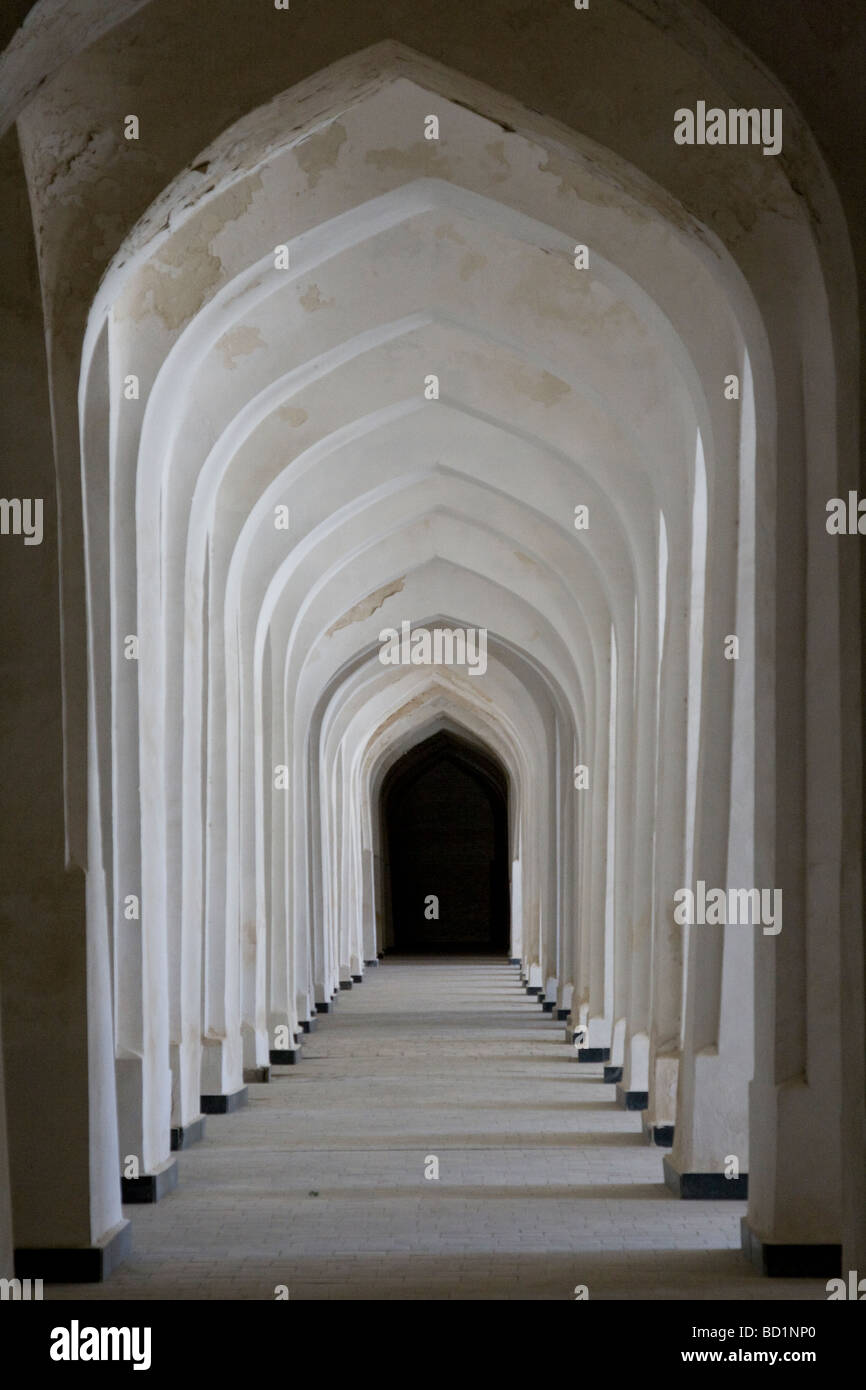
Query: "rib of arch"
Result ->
[[68, 38, 854, 1257]]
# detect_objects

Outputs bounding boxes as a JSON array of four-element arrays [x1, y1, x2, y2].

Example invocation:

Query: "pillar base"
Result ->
[[643, 1121, 674, 1148], [200, 1086, 249, 1114], [615, 1084, 648, 1110], [269, 1049, 300, 1065], [121, 1156, 178, 1204], [15, 1219, 131, 1284], [363, 958, 379, 967], [171, 1115, 206, 1150], [300, 1018, 316, 1033], [603, 1065, 623, 1083], [740, 1218, 840, 1276], [664, 1154, 747, 1199], [556, 1008, 570, 1021], [243, 1066, 270, 1084], [339, 979, 353, 990], [576, 1047, 610, 1063], [541, 1000, 554, 1013], [509, 958, 521, 966], [351, 974, 363, 983], [315, 1001, 331, 1013], [525, 985, 542, 995]]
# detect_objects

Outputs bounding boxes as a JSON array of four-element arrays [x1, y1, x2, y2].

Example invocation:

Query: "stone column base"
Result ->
[[200, 1086, 249, 1113], [171, 1115, 206, 1150], [643, 1121, 674, 1148], [740, 1218, 840, 1276], [269, 1048, 300, 1065], [663, 1154, 747, 1199], [603, 1065, 622, 1083], [575, 1047, 610, 1063], [121, 1156, 178, 1204], [243, 1065, 271, 1083], [15, 1220, 131, 1283], [615, 1084, 647, 1110]]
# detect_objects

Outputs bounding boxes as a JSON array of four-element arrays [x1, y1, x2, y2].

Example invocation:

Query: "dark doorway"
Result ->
[[381, 731, 510, 953]]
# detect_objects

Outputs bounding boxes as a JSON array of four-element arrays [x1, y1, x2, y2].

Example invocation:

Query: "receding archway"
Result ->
[[381, 731, 509, 954], [1, 11, 856, 1285]]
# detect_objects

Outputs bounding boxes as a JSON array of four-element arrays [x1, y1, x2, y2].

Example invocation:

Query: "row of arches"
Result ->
[[0, 1, 861, 1285], [79, 53, 757, 1190]]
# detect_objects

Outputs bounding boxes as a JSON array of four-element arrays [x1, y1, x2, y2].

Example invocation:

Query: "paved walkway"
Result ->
[[50, 958, 825, 1300]]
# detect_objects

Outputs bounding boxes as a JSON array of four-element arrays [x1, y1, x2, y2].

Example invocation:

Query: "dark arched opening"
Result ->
[[380, 731, 510, 954]]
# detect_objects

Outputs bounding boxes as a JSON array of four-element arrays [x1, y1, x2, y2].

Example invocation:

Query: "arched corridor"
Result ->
[[0, 0, 864, 1335]]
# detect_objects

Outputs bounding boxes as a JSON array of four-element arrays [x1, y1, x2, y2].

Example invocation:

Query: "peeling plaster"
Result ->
[[434, 222, 466, 245], [294, 121, 348, 189], [485, 138, 511, 184], [215, 323, 266, 370], [299, 282, 335, 313], [365, 142, 450, 177], [459, 251, 487, 280], [508, 364, 570, 407], [326, 577, 406, 636], [115, 175, 263, 329]]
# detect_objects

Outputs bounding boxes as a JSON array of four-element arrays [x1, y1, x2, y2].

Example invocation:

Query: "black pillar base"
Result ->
[[603, 1065, 623, 1083], [243, 1066, 270, 1084], [509, 958, 521, 966], [339, 979, 353, 990], [315, 1001, 331, 1013], [364, 958, 380, 967], [615, 1084, 648, 1110], [300, 1018, 316, 1033], [352, 973, 363, 983], [576, 1047, 610, 1063], [541, 1000, 555, 1013], [121, 1157, 178, 1204], [740, 1218, 839, 1276], [269, 1048, 300, 1065], [171, 1115, 206, 1151], [200, 1086, 249, 1114], [644, 1122, 675, 1148], [15, 1219, 132, 1284], [556, 1008, 570, 1021], [663, 1155, 747, 1199], [525, 985, 542, 995]]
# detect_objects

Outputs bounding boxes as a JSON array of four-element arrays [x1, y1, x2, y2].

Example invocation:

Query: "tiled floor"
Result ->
[[50, 958, 825, 1300]]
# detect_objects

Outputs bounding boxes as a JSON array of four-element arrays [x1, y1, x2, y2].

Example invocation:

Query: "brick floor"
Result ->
[[48, 958, 826, 1300]]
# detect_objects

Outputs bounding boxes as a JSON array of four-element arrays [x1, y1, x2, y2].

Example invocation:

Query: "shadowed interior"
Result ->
[[381, 731, 510, 953]]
